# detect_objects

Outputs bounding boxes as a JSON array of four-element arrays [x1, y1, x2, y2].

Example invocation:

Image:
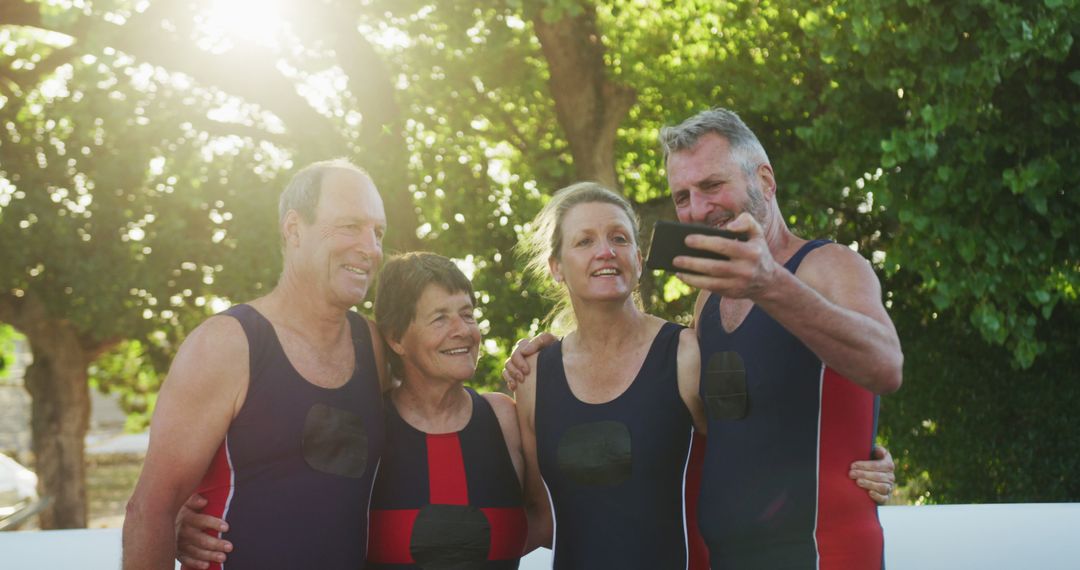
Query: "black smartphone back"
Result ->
[[645, 220, 747, 273]]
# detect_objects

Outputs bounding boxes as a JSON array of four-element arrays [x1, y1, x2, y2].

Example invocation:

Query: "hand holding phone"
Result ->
[[645, 220, 747, 274]]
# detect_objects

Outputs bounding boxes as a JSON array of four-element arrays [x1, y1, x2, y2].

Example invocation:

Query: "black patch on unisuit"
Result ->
[[703, 351, 749, 420], [556, 421, 633, 486], [302, 403, 369, 477], [410, 504, 490, 569]]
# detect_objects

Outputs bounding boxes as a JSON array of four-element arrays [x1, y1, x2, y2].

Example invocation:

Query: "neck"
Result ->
[[568, 296, 650, 352], [762, 202, 801, 259], [393, 376, 470, 432], [260, 276, 351, 344]]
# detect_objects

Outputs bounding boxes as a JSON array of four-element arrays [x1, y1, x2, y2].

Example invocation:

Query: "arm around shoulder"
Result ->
[[122, 315, 249, 570]]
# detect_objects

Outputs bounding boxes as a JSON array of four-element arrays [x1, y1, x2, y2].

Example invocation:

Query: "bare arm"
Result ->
[[676, 327, 707, 434], [483, 391, 551, 554], [482, 392, 525, 487], [675, 213, 902, 394], [122, 316, 247, 570], [513, 354, 553, 551]]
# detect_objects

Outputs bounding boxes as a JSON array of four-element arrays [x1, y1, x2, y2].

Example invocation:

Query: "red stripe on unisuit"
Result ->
[[426, 433, 469, 505], [816, 366, 883, 570], [366, 509, 420, 564], [685, 430, 710, 570], [481, 507, 528, 560], [183, 440, 233, 570]]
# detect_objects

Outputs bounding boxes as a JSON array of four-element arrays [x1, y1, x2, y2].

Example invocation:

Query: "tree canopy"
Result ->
[[1, 0, 1078, 525]]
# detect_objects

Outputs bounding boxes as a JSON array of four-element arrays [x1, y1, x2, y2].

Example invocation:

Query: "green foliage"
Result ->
[[0, 323, 19, 377], [88, 339, 163, 431], [796, 0, 1080, 368], [0, 8, 284, 409], [884, 302, 1080, 503]]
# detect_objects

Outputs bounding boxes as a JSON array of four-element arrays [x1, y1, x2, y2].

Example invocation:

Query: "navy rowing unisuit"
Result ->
[[696, 239, 884, 569], [366, 388, 527, 569], [186, 304, 386, 570], [535, 321, 707, 569]]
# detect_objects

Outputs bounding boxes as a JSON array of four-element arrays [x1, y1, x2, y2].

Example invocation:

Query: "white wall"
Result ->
[[1, 504, 1077, 569]]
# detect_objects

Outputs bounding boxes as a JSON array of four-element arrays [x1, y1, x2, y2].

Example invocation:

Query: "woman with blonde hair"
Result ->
[[514, 181, 710, 569]]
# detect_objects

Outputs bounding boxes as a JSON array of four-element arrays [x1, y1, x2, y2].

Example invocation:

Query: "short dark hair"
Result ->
[[374, 252, 475, 378]]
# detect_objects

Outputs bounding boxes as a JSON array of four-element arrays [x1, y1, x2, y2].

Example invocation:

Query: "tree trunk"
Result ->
[[0, 293, 94, 529], [531, 3, 636, 190], [23, 324, 90, 529]]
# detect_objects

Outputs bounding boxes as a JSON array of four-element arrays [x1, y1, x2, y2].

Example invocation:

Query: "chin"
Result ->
[[334, 290, 368, 307], [584, 289, 632, 303]]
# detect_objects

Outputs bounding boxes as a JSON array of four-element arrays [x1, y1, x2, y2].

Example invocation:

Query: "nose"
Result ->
[[355, 227, 383, 258], [596, 241, 616, 259], [688, 190, 712, 224], [449, 314, 473, 338]]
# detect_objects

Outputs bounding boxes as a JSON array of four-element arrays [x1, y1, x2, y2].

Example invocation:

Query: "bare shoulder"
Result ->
[[796, 242, 881, 296], [482, 391, 518, 417], [482, 391, 521, 437], [164, 314, 249, 400], [678, 327, 699, 355], [173, 315, 248, 374]]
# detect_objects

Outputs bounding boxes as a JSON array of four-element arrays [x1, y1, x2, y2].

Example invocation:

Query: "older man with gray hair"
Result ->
[[663, 108, 903, 568], [123, 159, 390, 570]]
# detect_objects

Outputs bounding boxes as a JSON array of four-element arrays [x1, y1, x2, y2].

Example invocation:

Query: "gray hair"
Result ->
[[278, 158, 370, 231], [659, 108, 770, 178], [517, 182, 641, 333]]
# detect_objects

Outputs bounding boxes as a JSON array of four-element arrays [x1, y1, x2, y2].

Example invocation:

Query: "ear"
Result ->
[[756, 163, 777, 201], [386, 334, 408, 358], [282, 209, 303, 248], [548, 256, 563, 284]]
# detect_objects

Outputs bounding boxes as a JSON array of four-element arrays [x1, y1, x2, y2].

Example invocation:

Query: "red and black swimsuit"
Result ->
[[366, 388, 527, 569], [697, 240, 884, 569]]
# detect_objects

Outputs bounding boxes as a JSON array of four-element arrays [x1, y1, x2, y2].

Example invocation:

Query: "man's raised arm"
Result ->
[[678, 213, 902, 394]]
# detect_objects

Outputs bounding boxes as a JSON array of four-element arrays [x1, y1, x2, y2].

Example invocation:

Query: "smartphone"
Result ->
[[645, 220, 747, 274]]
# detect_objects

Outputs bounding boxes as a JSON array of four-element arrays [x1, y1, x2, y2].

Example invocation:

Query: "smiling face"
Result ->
[[667, 132, 770, 229], [389, 284, 481, 386], [549, 201, 642, 305], [291, 169, 386, 309]]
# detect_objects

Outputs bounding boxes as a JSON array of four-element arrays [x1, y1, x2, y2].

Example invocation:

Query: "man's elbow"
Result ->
[[872, 348, 904, 395], [122, 489, 175, 540], [123, 493, 146, 530]]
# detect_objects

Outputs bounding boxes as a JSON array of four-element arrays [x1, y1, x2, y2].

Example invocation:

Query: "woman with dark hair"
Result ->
[[365, 252, 548, 569]]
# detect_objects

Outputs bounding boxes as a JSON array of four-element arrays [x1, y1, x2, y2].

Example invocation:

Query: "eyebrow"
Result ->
[[697, 174, 727, 186]]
